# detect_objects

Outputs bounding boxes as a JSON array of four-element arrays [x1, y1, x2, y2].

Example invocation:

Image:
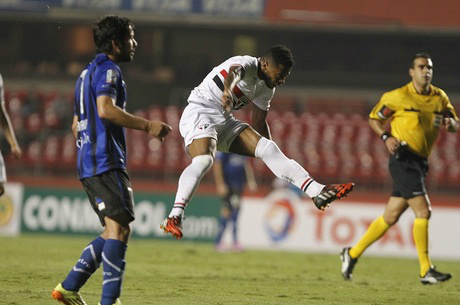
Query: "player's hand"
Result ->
[[221, 89, 233, 112], [216, 184, 228, 197], [11, 145, 22, 160], [443, 117, 459, 132], [385, 137, 400, 155], [147, 121, 172, 141], [247, 180, 257, 192]]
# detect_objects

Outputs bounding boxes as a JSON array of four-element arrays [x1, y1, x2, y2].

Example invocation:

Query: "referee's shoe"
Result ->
[[420, 267, 452, 284], [340, 247, 358, 280]]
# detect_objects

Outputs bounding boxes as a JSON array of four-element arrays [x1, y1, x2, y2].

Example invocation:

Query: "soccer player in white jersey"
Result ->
[[0, 73, 22, 195], [161, 45, 354, 239]]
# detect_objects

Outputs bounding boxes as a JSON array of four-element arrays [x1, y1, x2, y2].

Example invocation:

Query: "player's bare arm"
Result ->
[[71, 115, 78, 139], [213, 160, 228, 197], [96, 95, 172, 140], [0, 100, 21, 159], [368, 118, 400, 155], [146, 120, 172, 141], [252, 104, 271, 139], [221, 65, 244, 112], [244, 161, 258, 192]]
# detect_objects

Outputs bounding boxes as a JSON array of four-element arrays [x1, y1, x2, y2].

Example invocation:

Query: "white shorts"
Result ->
[[0, 151, 6, 183], [179, 101, 249, 152]]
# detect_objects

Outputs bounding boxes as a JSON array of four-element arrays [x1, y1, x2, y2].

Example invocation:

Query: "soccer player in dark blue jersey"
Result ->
[[52, 16, 171, 305], [213, 152, 257, 252]]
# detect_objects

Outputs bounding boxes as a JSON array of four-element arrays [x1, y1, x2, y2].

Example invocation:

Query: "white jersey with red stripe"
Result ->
[[188, 55, 275, 111]]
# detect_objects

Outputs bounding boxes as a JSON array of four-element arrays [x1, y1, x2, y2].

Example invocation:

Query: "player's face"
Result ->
[[410, 57, 433, 88], [117, 26, 137, 62], [262, 60, 291, 89]]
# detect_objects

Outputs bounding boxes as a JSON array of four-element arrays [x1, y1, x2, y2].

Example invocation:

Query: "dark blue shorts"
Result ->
[[81, 169, 135, 226]]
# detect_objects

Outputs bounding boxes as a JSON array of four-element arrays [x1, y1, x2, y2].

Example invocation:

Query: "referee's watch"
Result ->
[[380, 131, 391, 142]]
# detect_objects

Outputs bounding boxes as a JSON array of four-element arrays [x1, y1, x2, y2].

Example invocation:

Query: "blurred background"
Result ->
[[1, 0, 459, 195], [0, 0, 459, 257]]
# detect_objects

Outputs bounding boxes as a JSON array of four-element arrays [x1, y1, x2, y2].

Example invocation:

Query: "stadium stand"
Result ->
[[2, 89, 459, 192]]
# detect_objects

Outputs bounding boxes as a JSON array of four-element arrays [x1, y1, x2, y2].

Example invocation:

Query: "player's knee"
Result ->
[[383, 213, 399, 226], [192, 154, 214, 174], [415, 209, 431, 219], [255, 137, 278, 159]]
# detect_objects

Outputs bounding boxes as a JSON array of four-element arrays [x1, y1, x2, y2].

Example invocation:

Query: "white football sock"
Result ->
[[169, 154, 214, 218], [255, 137, 324, 198]]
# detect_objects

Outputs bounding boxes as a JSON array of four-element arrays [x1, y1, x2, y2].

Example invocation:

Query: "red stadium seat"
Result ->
[[43, 136, 61, 168]]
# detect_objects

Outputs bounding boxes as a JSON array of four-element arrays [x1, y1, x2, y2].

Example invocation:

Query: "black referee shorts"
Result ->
[[389, 151, 429, 199], [81, 169, 135, 226]]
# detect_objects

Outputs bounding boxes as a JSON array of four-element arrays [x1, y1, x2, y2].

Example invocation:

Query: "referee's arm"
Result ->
[[369, 118, 400, 155]]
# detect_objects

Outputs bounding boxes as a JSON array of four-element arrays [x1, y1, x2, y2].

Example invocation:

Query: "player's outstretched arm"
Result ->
[[145, 121, 172, 141], [0, 100, 21, 159], [96, 95, 172, 140]]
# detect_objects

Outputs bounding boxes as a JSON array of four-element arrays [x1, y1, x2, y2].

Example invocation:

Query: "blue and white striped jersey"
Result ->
[[74, 54, 127, 179]]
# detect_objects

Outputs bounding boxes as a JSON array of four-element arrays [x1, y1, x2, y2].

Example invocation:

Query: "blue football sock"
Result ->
[[62, 236, 106, 291], [231, 210, 239, 244], [100, 239, 127, 305], [215, 217, 228, 244]]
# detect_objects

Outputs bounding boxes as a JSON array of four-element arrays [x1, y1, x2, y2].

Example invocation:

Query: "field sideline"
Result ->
[[1, 234, 459, 305]]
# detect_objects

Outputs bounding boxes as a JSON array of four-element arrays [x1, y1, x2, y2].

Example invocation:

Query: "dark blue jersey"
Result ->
[[74, 54, 127, 179], [216, 152, 247, 192]]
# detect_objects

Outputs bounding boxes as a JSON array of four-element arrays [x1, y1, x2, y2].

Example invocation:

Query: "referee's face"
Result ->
[[410, 57, 433, 88]]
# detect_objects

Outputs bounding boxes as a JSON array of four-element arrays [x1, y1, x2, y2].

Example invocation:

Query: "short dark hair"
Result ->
[[263, 45, 295, 68], [410, 53, 431, 68], [92, 15, 134, 53]]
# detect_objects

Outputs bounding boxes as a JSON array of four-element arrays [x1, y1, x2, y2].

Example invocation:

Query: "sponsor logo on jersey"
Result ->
[[76, 119, 88, 132], [106, 69, 117, 84], [76, 132, 91, 148], [233, 95, 250, 110]]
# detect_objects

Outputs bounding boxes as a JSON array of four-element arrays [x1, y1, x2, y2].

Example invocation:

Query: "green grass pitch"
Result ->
[[1, 234, 459, 305]]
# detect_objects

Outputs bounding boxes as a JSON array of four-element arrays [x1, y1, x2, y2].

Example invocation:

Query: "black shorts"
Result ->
[[81, 169, 135, 226], [389, 151, 428, 199]]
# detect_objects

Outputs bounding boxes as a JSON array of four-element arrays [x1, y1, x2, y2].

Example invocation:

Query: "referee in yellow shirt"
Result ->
[[341, 53, 459, 284]]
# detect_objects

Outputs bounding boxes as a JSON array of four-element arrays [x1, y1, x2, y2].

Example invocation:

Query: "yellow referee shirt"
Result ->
[[369, 82, 459, 158]]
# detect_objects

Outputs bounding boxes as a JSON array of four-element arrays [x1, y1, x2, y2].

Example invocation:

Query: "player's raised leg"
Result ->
[[231, 128, 354, 210]]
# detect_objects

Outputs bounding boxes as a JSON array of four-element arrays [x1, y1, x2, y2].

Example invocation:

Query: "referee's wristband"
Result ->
[[380, 131, 391, 142]]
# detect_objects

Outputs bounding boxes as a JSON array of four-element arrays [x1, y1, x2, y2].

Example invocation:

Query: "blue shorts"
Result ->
[[81, 169, 135, 226]]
